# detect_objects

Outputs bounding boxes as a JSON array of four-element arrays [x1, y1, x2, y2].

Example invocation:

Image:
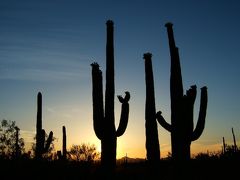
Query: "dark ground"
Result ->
[[0, 159, 238, 180]]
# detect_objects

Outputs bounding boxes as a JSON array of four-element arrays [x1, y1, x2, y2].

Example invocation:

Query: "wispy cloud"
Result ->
[[47, 107, 56, 113], [0, 67, 86, 82], [20, 130, 35, 142]]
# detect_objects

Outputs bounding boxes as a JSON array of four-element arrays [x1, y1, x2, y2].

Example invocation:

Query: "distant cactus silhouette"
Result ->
[[143, 53, 160, 163], [156, 23, 208, 160], [231, 127, 237, 152], [91, 20, 130, 170], [62, 126, 67, 160], [35, 92, 53, 159], [14, 126, 20, 158], [222, 137, 226, 154], [57, 126, 67, 160]]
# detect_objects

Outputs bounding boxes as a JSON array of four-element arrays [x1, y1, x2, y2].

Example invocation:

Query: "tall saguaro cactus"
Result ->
[[91, 20, 130, 170], [143, 53, 160, 163], [156, 23, 208, 160], [35, 92, 53, 159], [62, 126, 67, 160]]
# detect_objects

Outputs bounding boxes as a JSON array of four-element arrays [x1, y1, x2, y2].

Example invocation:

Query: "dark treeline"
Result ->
[[0, 20, 239, 179]]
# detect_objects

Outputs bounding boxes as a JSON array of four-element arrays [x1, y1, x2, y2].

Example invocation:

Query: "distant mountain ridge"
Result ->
[[117, 156, 146, 163]]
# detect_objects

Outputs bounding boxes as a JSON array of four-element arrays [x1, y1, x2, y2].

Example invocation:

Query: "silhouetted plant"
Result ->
[[32, 132, 56, 160], [0, 119, 25, 159], [69, 143, 100, 163], [57, 126, 67, 160], [222, 136, 226, 154], [91, 20, 130, 170], [14, 126, 20, 158], [221, 129, 239, 160], [194, 151, 221, 160], [62, 126, 67, 160], [35, 92, 53, 160], [221, 144, 240, 160], [156, 23, 208, 160], [231, 127, 238, 152], [143, 53, 160, 163]]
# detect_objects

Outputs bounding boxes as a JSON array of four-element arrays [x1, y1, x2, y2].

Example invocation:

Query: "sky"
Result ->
[[0, 0, 240, 159]]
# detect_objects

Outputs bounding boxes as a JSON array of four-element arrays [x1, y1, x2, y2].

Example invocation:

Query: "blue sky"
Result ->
[[0, 0, 240, 158]]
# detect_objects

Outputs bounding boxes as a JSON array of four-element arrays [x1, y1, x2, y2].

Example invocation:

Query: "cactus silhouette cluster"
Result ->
[[35, 92, 53, 159], [156, 23, 208, 160], [91, 20, 130, 170], [31, 21, 208, 164]]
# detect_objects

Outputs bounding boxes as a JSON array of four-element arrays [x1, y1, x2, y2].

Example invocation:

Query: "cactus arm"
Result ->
[[191, 86, 208, 141], [184, 85, 197, 132], [91, 63, 104, 140], [116, 92, 130, 137], [156, 111, 172, 132], [44, 131, 53, 153]]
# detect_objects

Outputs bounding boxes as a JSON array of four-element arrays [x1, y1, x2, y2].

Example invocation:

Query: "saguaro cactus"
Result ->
[[143, 53, 160, 163], [14, 126, 20, 158], [62, 126, 67, 160], [156, 23, 208, 160], [222, 137, 226, 154], [35, 92, 53, 159], [231, 127, 237, 152], [91, 20, 130, 170]]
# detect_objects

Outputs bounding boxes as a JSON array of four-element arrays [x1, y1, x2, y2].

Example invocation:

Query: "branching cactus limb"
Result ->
[[156, 111, 172, 132], [35, 92, 53, 159], [191, 86, 208, 141], [116, 92, 130, 137], [91, 63, 104, 140], [91, 20, 130, 170]]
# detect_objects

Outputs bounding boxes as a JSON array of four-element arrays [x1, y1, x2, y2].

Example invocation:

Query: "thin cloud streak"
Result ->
[[0, 67, 87, 82]]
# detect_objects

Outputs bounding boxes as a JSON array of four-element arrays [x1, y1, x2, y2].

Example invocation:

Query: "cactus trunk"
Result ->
[[143, 53, 160, 163], [36, 92, 42, 159], [62, 126, 67, 160], [156, 23, 208, 160], [91, 20, 130, 170], [102, 20, 116, 168]]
